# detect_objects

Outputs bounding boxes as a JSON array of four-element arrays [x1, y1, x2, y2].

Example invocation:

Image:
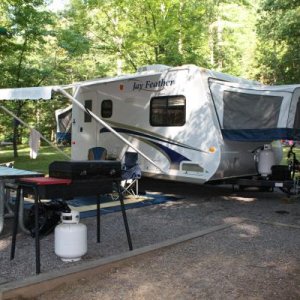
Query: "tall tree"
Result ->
[[65, 0, 258, 77], [208, 1, 258, 77], [0, 0, 56, 156], [255, 0, 300, 84], [65, 0, 216, 74]]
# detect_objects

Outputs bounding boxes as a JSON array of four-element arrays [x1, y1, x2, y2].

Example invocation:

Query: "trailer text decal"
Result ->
[[132, 79, 175, 91]]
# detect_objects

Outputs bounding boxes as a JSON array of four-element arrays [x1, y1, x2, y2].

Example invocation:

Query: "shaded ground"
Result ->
[[0, 178, 300, 299], [38, 222, 300, 300]]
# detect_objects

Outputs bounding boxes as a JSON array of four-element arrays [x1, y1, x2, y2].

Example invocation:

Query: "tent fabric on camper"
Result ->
[[55, 105, 72, 133], [209, 79, 300, 141], [55, 105, 72, 145]]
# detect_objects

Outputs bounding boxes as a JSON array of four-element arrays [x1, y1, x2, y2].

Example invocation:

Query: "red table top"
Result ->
[[18, 177, 72, 186]]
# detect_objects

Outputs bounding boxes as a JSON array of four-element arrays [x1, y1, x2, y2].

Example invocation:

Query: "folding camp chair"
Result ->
[[120, 152, 141, 197], [0, 161, 14, 168], [88, 147, 107, 160], [1, 161, 15, 217]]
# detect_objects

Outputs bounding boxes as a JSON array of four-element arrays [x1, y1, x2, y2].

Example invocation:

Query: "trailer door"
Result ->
[[71, 91, 99, 159]]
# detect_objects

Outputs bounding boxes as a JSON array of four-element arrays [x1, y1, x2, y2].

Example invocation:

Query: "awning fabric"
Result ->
[[0, 86, 55, 100]]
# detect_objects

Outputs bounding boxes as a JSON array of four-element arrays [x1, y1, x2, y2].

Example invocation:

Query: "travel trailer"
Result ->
[[1, 64, 300, 185], [69, 64, 300, 184]]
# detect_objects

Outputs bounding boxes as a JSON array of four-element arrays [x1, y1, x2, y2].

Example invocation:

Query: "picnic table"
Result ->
[[0, 166, 43, 234]]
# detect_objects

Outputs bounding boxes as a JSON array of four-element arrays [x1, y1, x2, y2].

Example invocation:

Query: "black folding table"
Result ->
[[11, 175, 132, 274]]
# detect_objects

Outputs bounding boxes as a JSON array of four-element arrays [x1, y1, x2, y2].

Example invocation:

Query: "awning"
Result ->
[[0, 84, 167, 173], [0, 86, 58, 100]]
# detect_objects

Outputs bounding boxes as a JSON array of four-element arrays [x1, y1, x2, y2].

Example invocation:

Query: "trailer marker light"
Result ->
[[119, 84, 124, 91], [209, 146, 216, 153]]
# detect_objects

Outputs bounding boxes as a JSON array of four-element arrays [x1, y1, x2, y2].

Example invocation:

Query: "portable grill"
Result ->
[[11, 160, 132, 274]]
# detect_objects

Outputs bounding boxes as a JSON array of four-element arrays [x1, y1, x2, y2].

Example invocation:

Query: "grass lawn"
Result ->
[[282, 145, 300, 164], [0, 144, 299, 176], [0, 145, 71, 174]]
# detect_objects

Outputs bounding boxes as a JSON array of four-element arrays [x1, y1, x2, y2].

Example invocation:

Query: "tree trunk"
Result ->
[[13, 121, 18, 158], [12, 102, 24, 158]]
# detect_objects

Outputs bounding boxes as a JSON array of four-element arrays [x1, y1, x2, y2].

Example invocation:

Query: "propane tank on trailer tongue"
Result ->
[[257, 144, 275, 177], [55, 211, 87, 262]]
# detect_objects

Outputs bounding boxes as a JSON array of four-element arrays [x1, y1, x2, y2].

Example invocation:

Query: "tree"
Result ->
[[255, 0, 300, 84], [68, 0, 258, 77], [207, 1, 258, 77], [64, 0, 217, 74], [2, 0, 288, 154], [0, 0, 57, 156]]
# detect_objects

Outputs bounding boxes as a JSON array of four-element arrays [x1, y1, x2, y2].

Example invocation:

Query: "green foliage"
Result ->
[[58, 29, 90, 55], [0, 0, 262, 85], [0, 0, 299, 155], [255, 0, 300, 84], [0, 1, 73, 155], [64, 0, 256, 76], [209, 2, 257, 77]]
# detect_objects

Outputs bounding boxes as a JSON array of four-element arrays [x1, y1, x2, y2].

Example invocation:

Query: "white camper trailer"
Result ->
[[1, 64, 300, 185], [70, 64, 300, 184]]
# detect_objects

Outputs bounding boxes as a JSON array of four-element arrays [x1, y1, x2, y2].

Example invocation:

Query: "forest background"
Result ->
[[0, 0, 299, 156]]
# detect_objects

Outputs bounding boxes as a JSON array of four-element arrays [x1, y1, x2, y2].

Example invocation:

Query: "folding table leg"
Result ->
[[33, 187, 41, 274], [117, 184, 133, 251], [10, 187, 21, 260], [96, 195, 100, 243], [0, 181, 4, 235], [18, 189, 30, 234]]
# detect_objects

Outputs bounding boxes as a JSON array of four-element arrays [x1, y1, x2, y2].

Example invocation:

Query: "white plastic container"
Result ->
[[257, 144, 275, 177], [54, 211, 87, 262]]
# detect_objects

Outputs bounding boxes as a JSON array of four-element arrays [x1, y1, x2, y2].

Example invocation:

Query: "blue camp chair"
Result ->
[[88, 147, 107, 160], [121, 152, 141, 197]]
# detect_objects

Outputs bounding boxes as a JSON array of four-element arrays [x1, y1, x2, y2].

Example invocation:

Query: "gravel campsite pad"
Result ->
[[0, 180, 300, 299]]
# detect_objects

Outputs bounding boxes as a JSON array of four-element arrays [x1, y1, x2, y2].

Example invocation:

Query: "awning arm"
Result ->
[[0, 105, 71, 160], [56, 87, 167, 174]]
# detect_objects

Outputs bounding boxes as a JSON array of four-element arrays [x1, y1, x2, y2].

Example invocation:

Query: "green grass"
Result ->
[[0, 144, 299, 175], [0, 145, 71, 174], [282, 145, 300, 165]]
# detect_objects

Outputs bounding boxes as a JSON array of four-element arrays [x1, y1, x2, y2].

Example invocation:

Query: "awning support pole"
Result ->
[[56, 87, 166, 174]]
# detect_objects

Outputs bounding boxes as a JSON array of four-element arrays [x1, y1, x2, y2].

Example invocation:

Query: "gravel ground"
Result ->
[[37, 222, 300, 300], [1, 179, 300, 298]]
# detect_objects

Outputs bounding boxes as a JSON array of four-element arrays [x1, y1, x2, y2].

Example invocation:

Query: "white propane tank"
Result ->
[[54, 211, 87, 262], [257, 144, 275, 177]]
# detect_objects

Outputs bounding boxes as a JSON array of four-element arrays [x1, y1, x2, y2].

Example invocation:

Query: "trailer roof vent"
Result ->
[[137, 64, 170, 73]]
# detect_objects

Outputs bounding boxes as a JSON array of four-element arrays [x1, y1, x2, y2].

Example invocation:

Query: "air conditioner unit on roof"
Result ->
[[137, 64, 170, 73]]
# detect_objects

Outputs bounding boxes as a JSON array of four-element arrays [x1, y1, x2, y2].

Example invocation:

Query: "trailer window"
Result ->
[[101, 100, 113, 118], [150, 96, 186, 126], [84, 99, 92, 123]]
